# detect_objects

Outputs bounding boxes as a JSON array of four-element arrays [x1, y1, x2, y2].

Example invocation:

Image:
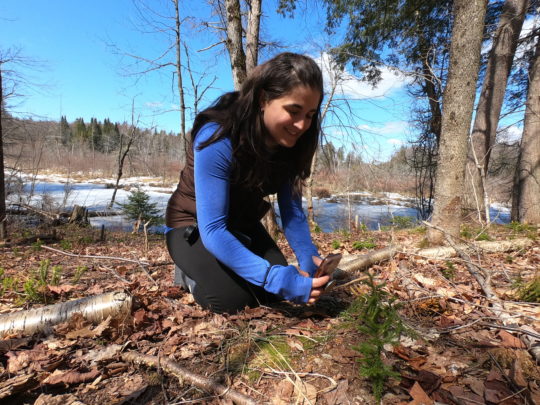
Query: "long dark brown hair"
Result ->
[[191, 52, 324, 191]]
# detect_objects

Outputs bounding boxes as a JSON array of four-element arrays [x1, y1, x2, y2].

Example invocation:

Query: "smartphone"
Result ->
[[314, 253, 342, 278]]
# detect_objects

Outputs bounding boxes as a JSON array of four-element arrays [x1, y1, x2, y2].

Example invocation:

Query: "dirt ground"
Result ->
[[0, 220, 539, 404]]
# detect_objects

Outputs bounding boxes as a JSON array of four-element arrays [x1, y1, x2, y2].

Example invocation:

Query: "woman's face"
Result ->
[[261, 85, 321, 148]]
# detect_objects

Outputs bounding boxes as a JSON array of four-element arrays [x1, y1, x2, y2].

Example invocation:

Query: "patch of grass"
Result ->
[[390, 216, 414, 229], [331, 240, 341, 249], [515, 275, 540, 303], [32, 239, 43, 251], [247, 336, 292, 382], [59, 239, 72, 250], [313, 224, 322, 233], [475, 231, 491, 241], [506, 221, 536, 233], [352, 239, 376, 250], [441, 261, 456, 280], [22, 278, 44, 303], [409, 226, 426, 234], [72, 265, 88, 283], [78, 235, 94, 245], [417, 238, 430, 249]]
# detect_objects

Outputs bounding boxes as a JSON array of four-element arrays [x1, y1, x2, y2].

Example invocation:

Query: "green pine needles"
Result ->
[[348, 273, 408, 402], [117, 188, 162, 231]]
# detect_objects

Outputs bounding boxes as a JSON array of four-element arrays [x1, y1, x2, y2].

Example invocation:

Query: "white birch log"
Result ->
[[415, 238, 533, 258], [0, 291, 132, 337]]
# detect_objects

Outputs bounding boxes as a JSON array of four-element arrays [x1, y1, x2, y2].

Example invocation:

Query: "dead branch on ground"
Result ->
[[41, 245, 151, 266], [121, 352, 257, 405]]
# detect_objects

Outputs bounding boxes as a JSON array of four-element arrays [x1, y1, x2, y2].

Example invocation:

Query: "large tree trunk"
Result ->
[[464, 0, 529, 220], [513, 36, 540, 224], [427, 0, 488, 245], [0, 66, 6, 239], [224, 0, 247, 89], [245, 0, 261, 74]]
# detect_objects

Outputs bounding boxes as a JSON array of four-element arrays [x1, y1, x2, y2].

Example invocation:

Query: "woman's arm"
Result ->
[[194, 124, 312, 303], [277, 182, 320, 276]]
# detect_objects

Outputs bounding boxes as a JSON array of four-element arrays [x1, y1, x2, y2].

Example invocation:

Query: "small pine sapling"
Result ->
[[351, 273, 408, 402], [117, 188, 162, 232]]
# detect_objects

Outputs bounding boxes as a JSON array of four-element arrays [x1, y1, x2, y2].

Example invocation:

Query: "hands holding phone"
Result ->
[[298, 254, 342, 304]]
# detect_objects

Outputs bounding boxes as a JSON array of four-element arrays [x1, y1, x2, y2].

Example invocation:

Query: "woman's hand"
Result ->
[[296, 260, 330, 304], [308, 275, 330, 303]]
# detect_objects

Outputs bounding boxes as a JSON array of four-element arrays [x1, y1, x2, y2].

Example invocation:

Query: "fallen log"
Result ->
[[415, 238, 533, 259], [0, 291, 132, 338], [121, 352, 257, 405], [338, 245, 399, 273]]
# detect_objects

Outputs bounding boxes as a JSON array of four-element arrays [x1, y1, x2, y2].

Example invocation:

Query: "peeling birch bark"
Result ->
[[415, 238, 533, 259], [0, 291, 132, 337]]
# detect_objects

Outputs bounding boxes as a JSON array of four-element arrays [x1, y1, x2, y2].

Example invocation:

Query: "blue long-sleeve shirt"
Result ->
[[194, 123, 320, 303]]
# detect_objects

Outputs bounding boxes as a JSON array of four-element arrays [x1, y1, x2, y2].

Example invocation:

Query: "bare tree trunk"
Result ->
[[173, 0, 187, 151], [513, 36, 540, 224], [464, 0, 529, 219], [245, 0, 261, 73], [0, 66, 6, 239], [224, 0, 247, 89], [109, 102, 137, 209], [428, 0, 488, 245], [306, 62, 338, 228]]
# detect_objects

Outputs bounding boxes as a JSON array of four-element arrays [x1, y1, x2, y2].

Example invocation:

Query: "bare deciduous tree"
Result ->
[[464, 0, 529, 222], [109, 101, 140, 209], [512, 34, 540, 224], [428, 0, 488, 245]]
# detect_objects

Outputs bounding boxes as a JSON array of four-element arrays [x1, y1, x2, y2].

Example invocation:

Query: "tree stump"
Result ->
[[69, 205, 89, 225]]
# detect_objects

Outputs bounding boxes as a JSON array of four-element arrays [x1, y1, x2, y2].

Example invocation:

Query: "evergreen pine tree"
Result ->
[[117, 188, 162, 231]]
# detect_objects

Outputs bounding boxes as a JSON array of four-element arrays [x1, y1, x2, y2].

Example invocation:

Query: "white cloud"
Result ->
[[497, 125, 522, 143], [145, 101, 163, 108], [315, 53, 409, 99], [358, 121, 409, 136], [387, 138, 403, 146]]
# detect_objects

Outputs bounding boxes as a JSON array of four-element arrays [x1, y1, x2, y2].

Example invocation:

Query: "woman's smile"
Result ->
[[261, 85, 321, 148]]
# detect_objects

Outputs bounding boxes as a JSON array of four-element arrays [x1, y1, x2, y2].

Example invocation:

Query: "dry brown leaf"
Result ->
[[43, 367, 100, 386], [498, 330, 526, 349], [6, 350, 31, 373], [34, 393, 86, 405], [292, 376, 317, 404], [323, 379, 351, 405], [409, 381, 433, 405], [272, 379, 294, 405], [48, 284, 78, 294]]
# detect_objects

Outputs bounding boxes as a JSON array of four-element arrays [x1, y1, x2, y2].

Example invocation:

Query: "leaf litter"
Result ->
[[0, 224, 538, 403]]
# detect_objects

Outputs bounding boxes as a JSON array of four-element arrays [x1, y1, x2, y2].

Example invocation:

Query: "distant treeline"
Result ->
[[3, 114, 185, 179]]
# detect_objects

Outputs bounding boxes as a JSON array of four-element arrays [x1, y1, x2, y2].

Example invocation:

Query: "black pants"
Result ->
[[166, 222, 286, 313]]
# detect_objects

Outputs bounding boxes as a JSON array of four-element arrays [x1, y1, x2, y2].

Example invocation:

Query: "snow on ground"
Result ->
[[6, 172, 511, 232]]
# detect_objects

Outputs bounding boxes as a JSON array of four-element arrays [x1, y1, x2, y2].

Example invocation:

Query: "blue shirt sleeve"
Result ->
[[277, 182, 320, 276], [193, 123, 312, 303]]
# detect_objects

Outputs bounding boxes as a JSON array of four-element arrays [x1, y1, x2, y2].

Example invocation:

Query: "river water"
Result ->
[[11, 178, 510, 233]]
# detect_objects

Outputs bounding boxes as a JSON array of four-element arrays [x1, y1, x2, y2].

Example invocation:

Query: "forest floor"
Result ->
[[0, 220, 539, 404]]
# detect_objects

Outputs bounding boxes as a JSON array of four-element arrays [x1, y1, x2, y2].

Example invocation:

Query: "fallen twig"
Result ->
[[121, 352, 257, 405], [42, 245, 151, 266]]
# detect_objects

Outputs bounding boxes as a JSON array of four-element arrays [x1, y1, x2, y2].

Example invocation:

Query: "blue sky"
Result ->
[[1, 0, 411, 161]]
